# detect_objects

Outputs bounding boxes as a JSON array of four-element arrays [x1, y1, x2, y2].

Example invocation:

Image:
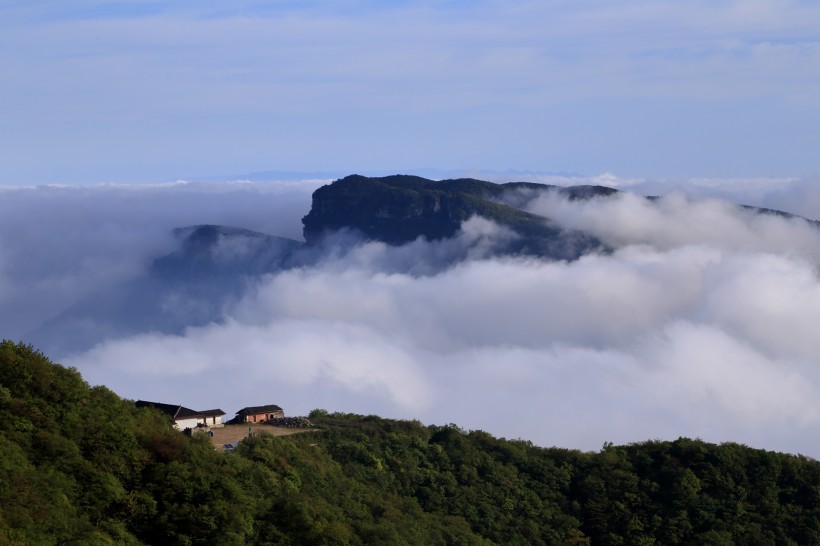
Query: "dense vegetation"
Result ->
[[1, 340, 819, 545]]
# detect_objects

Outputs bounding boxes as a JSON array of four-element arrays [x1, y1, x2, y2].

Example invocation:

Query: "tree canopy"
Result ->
[[1, 340, 818, 545]]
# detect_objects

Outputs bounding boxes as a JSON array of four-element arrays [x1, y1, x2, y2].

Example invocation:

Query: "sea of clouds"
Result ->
[[2, 174, 820, 456]]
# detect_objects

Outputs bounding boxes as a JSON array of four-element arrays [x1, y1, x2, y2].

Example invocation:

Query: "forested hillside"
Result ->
[[1, 340, 819, 545]]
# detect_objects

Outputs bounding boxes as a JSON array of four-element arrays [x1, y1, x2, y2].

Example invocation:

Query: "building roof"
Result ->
[[235, 404, 283, 416], [136, 400, 225, 420]]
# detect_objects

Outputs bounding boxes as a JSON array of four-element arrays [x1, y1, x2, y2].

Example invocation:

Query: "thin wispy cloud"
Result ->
[[1, 1, 817, 183]]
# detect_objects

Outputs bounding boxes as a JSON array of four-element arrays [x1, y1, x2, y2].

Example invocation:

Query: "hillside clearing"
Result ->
[[205, 423, 315, 450]]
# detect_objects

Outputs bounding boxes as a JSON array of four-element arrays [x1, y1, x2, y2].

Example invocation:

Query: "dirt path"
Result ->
[[206, 423, 315, 450]]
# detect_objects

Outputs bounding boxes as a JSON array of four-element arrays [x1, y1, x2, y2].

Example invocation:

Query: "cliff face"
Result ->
[[301, 174, 609, 260], [302, 175, 461, 244]]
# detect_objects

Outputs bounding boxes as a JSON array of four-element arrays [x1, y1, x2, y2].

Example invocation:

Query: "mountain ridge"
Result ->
[[24, 174, 819, 358], [301, 174, 614, 260]]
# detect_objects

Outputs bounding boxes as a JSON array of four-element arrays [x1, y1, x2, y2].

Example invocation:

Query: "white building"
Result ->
[[136, 400, 225, 430]]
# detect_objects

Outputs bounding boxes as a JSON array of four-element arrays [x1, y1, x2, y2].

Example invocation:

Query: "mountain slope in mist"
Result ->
[[26, 177, 616, 356], [152, 224, 306, 279], [27, 225, 307, 356], [24, 175, 820, 360]]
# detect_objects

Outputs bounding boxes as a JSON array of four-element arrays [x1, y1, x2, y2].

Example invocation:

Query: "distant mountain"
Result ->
[[25, 174, 816, 358], [29, 176, 618, 356], [302, 174, 615, 260], [27, 225, 306, 357], [152, 224, 305, 280]]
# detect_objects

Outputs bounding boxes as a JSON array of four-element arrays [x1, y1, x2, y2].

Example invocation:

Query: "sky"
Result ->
[[1, 0, 819, 184]]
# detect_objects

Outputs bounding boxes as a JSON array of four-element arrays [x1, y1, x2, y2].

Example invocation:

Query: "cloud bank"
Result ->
[[3, 176, 820, 456], [0, 180, 322, 338]]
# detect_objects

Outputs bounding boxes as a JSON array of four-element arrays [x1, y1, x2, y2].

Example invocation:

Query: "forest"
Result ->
[[1, 339, 819, 545]]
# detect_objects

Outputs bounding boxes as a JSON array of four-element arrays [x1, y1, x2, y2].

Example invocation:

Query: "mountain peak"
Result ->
[[301, 174, 609, 260]]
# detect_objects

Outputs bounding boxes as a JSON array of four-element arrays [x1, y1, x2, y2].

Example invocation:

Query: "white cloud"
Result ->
[[71, 221, 820, 455], [4, 178, 820, 455], [77, 319, 432, 412], [525, 189, 820, 256], [642, 321, 819, 427], [0, 180, 320, 337]]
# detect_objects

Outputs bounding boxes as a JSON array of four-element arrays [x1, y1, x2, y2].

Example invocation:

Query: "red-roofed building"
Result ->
[[234, 404, 284, 423]]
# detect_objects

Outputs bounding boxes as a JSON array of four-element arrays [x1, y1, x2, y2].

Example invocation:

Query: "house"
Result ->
[[234, 404, 284, 423], [136, 400, 226, 430]]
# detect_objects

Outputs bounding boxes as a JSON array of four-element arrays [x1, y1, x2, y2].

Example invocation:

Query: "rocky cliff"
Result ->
[[302, 174, 611, 260]]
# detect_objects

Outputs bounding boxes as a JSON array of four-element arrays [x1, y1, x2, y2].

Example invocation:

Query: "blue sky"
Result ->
[[1, 0, 819, 184]]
